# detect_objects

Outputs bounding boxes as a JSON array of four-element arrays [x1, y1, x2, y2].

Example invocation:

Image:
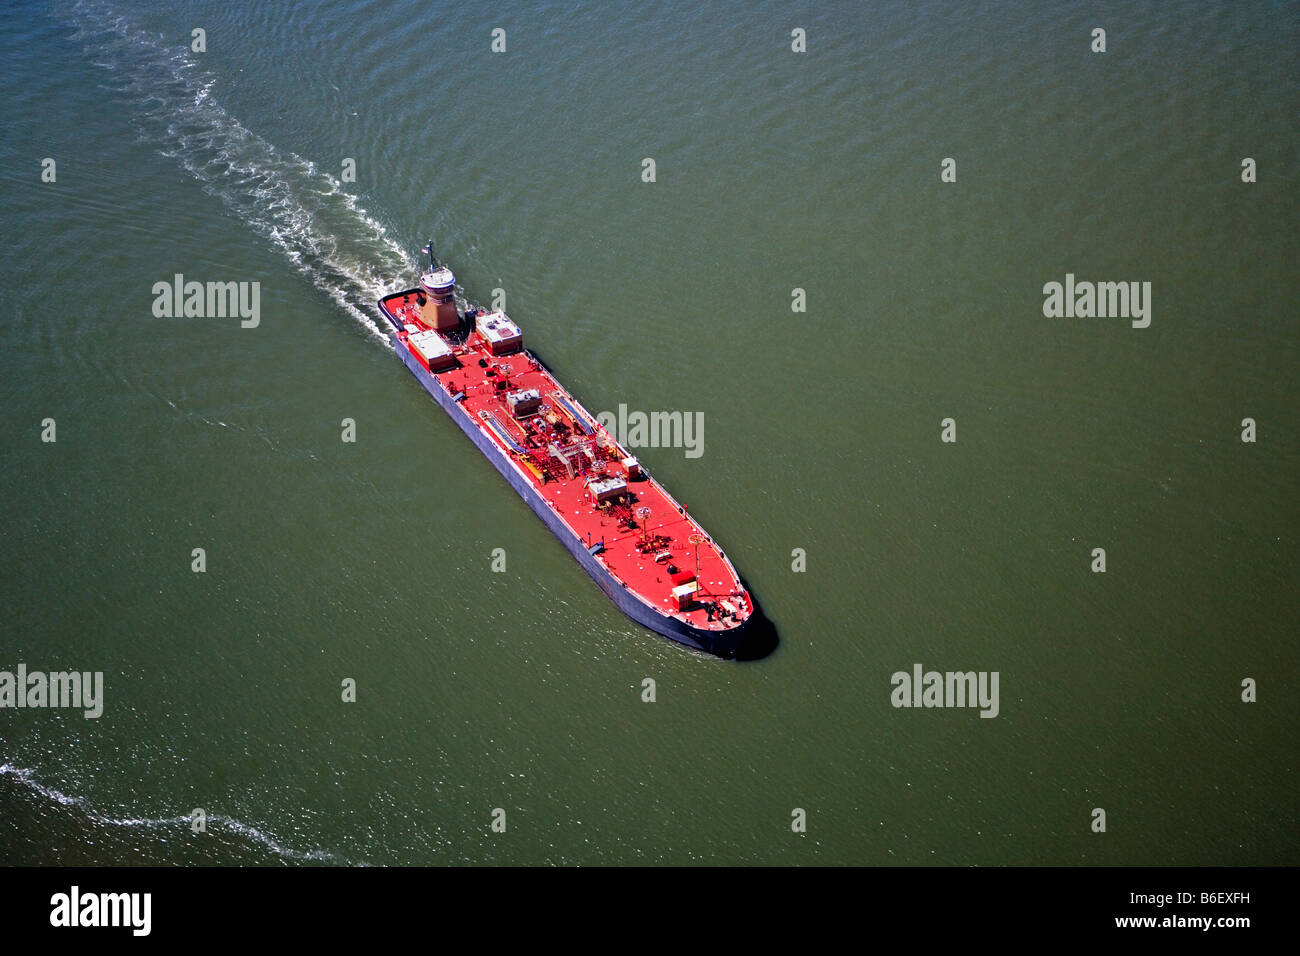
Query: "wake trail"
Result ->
[[1, 762, 360, 863], [65, 0, 418, 344]]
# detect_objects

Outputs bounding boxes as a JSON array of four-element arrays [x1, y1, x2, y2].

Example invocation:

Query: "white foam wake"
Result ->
[[65, 0, 416, 343], [0, 762, 356, 864]]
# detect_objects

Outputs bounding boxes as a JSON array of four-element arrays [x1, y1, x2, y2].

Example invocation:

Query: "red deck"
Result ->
[[380, 290, 752, 634]]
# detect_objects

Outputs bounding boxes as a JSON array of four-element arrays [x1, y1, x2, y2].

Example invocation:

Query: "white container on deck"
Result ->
[[409, 329, 456, 371], [671, 581, 698, 610], [477, 311, 523, 355], [507, 388, 542, 418], [586, 475, 627, 502]]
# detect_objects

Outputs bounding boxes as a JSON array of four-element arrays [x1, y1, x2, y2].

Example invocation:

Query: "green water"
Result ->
[[0, 0, 1296, 865]]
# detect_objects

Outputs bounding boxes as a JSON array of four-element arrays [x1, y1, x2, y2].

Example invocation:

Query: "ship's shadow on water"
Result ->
[[732, 589, 779, 661]]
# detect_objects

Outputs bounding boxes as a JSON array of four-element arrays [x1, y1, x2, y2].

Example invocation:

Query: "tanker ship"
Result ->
[[377, 244, 759, 657]]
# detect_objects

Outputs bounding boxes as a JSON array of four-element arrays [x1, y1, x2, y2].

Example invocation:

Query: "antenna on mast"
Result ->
[[637, 507, 652, 548], [422, 240, 438, 270], [689, 532, 706, 592]]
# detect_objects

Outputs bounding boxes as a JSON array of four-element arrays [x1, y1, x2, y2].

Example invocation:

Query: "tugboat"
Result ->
[[377, 244, 758, 656]]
